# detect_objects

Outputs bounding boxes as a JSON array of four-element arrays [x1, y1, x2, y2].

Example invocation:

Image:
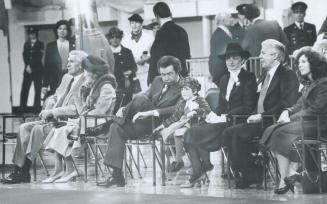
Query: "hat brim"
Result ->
[[218, 51, 250, 60]]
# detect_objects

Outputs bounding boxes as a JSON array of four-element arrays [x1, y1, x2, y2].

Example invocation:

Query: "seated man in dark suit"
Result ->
[[222, 39, 299, 188], [99, 55, 184, 187]]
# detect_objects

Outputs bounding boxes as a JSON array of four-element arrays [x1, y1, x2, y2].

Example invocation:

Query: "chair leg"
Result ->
[[160, 138, 166, 186], [127, 146, 142, 178], [38, 153, 49, 177], [84, 145, 88, 182], [152, 139, 156, 186], [33, 158, 37, 182]]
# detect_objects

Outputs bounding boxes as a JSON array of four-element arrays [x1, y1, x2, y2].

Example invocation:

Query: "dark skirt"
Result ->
[[184, 122, 228, 152], [260, 120, 317, 161]]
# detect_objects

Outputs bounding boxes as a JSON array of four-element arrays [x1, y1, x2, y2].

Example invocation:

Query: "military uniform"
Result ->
[[284, 22, 317, 54], [20, 27, 44, 112]]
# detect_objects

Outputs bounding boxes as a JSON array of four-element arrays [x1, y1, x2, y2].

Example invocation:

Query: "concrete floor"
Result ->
[[1, 146, 327, 204]]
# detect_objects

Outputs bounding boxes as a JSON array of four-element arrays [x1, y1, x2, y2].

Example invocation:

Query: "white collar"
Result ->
[[295, 21, 304, 29], [266, 63, 280, 81], [160, 17, 172, 26], [218, 25, 232, 38], [111, 45, 122, 53], [228, 69, 241, 82]]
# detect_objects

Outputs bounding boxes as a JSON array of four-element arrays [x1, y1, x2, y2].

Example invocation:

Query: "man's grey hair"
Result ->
[[68, 50, 88, 64], [313, 39, 327, 58], [261, 39, 286, 62]]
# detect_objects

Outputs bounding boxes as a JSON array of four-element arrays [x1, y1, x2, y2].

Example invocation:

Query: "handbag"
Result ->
[[302, 171, 327, 194], [133, 78, 142, 94]]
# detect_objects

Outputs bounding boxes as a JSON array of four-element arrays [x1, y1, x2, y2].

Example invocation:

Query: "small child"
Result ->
[[153, 77, 211, 172]]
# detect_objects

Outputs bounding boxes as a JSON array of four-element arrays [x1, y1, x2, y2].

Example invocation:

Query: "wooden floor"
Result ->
[[1, 145, 327, 204]]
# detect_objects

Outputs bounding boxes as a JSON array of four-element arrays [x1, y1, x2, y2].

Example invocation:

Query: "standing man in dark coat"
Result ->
[[284, 2, 317, 54], [222, 39, 299, 189], [148, 2, 190, 85], [20, 26, 44, 113], [242, 4, 289, 57]]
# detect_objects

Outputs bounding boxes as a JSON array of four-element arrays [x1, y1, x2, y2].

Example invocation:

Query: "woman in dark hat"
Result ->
[[181, 43, 257, 188], [106, 27, 137, 109], [43, 19, 75, 99]]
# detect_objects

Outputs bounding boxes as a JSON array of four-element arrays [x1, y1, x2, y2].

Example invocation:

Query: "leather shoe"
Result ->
[[169, 161, 184, 172], [274, 185, 291, 194], [284, 174, 302, 186], [97, 176, 125, 187], [3, 172, 30, 184]]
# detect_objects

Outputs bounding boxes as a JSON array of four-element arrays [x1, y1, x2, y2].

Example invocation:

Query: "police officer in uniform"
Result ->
[[284, 1, 317, 54], [20, 26, 44, 113]]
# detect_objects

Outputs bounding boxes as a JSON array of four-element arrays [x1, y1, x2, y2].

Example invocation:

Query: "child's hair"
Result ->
[[182, 77, 201, 93]]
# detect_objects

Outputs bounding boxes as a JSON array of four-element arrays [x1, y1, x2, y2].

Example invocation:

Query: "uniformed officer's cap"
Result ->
[[291, 1, 307, 13], [243, 4, 260, 21], [27, 26, 38, 34], [236, 4, 248, 15]]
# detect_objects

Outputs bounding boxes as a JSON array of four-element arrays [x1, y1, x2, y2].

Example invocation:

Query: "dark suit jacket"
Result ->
[[209, 27, 233, 85], [319, 16, 327, 35], [148, 21, 190, 84], [284, 22, 317, 54], [144, 76, 183, 118], [217, 69, 257, 116], [23, 40, 44, 74], [43, 40, 75, 95], [113, 46, 137, 89], [256, 64, 299, 118], [230, 22, 245, 44], [242, 19, 289, 57], [289, 77, 327, 121]]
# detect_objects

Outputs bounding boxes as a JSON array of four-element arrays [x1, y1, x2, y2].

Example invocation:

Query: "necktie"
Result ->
[[158, 84, 168, 100], [257, 73, 270, 113], [300, 24, 303, 30]]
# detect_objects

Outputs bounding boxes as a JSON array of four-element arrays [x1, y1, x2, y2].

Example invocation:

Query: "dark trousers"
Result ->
[[223, 122, 263, 175], [20, 71, 42, 110], [103, 95, 158, 170]]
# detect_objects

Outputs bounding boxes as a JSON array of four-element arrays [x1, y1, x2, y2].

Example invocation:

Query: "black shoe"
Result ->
[[3, 172, 30, 184], [284, 174, 302, 187], [274, 185, 291, 194], [97, 176, 125, 187], [169, 161, 184, 172], [202, 162, 214, 172], [235, 177, 251, 189]]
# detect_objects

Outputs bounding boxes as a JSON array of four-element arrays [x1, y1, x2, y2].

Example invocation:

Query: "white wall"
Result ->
[[0, 32, 12, 113]]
